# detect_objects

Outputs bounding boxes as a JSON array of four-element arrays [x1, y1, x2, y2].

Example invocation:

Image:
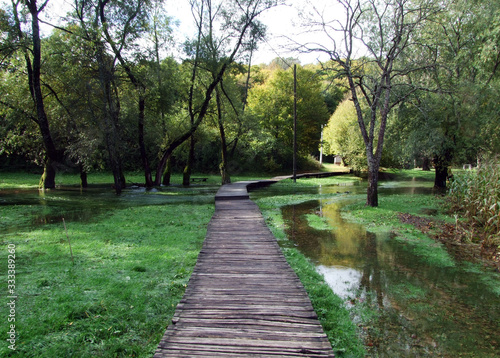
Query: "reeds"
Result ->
[[448, 157, 500, 246]]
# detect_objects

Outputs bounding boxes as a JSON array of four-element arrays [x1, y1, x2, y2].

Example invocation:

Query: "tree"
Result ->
[[323, 95, 366, 170], [153, 0, 279, 186], [96, 0, 161, 187], [71, 0, 155, 193], [302, 0, 439, 206], [392, 0, 500, 187], [5, 0, 61, 188], [246, 65, 329, 170]]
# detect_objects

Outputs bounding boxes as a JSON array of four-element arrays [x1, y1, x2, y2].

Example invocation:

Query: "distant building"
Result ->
[[334, 155, 343, 165]]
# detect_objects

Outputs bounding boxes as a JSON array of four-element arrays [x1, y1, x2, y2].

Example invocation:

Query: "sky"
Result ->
[[168, 0, 334, 65], [2, 0, 337, 65]]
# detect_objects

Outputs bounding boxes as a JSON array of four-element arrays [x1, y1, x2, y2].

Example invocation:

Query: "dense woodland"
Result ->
[[1, 0, 499, 204]]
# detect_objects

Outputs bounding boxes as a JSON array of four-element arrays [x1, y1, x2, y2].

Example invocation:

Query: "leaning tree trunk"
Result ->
[[162, 157, 172, 186]]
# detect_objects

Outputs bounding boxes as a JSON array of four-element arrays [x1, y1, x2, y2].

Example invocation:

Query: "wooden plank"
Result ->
[[154, 179, 335, 357]]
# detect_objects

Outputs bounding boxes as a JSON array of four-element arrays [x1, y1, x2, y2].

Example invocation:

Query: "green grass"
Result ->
[[305, 214, 332, 231], [382, 168, 436, 181], [0, 170, 271, 189], [278, 175, 362, 188], [256, 195, 366, 358], [2, 169, 467, 357], [0, 202, 214, 357]]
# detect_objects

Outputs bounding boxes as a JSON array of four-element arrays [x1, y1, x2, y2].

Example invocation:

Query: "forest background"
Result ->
[[1, 0, 499, 195]]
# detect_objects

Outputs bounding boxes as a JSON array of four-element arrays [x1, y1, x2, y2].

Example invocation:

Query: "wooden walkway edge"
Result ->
[[154, 178, 336, 357]]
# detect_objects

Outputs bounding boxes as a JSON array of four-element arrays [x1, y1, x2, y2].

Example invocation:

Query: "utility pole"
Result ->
[[320, 124, 324, 165], [293, 64, 297, 183]]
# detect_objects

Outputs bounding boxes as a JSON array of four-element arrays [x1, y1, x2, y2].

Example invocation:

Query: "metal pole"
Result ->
[[320, 124, 324, 165], [293, 64, 297, 183]]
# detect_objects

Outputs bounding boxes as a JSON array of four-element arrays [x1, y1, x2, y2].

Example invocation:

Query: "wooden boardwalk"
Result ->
[[154, 180, 335, 357]]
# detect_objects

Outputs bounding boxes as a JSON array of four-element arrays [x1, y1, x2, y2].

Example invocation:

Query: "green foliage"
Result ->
[[246, 65, 330, 170], [386, 0, 500, 175], [447, 158, 500, 245], [323, 97, 366, 170], [2, 0, 499, 184]]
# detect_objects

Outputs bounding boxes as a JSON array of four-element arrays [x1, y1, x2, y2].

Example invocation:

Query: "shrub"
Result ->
[[448, 157, 500, 245]]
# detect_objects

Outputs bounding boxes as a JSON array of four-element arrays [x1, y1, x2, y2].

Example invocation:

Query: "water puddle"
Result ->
[[256, 182, 500, 357], [0, 184, 219, 231]]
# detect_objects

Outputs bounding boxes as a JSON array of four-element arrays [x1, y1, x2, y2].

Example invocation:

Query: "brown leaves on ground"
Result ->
[[398, 213, 500, 272]]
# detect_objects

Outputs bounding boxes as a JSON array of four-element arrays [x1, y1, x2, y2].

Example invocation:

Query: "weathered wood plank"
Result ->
[[154, 180, 335, 357], [156, 346, 333, 358]]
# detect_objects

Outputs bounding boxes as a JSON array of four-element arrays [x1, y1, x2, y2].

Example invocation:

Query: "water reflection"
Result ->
[[0, 184, 219, 229], [277, 187, 500, 357], [317, 265, 362, 299]]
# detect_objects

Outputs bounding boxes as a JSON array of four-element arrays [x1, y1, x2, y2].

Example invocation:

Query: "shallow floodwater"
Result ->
[[252, 180, 500, 357], [0, 184, 219, 231]]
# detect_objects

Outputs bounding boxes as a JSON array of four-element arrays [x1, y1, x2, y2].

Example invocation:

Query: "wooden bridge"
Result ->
[[154, 179, 336, 357]]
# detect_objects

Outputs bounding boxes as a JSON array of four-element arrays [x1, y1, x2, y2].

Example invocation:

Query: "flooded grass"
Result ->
[[253, 174, 500, 357], [3, 170, 499, 357], [0, 186, 215, 357], [255, 191, 366, 357]]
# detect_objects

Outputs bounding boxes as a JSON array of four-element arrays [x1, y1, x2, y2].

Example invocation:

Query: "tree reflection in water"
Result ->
[[281, 198, 500, 357]]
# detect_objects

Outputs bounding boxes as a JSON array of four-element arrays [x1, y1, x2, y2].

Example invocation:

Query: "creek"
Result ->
[[251, 179, 500, 357]]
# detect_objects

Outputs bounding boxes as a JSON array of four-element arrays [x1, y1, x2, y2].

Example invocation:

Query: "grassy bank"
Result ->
[[0, 195, 214, 357]]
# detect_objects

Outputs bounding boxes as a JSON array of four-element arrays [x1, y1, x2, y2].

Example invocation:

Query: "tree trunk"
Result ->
[[366, 165, 379, 207], [79, 165, 88, 188], [162, 157, 172, 186], [119, 168, 126, 189], [110, 156, 123, 194], [220, 159, 231, 185], [183, 137, 195, 186], [95, 42, 124, 195], [24, 1, 59, 189], [39, 158, 56, 189], [434, 156, 448, 188], [422, 157, 431, 171], [138, 95, 153, 187], [216, 89, 231, 184]]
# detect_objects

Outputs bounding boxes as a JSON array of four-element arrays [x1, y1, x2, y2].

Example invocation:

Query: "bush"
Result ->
[[448, 158, 500, 245]]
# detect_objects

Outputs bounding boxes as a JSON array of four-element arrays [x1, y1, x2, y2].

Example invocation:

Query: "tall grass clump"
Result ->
[[448, 158, 500, 246]]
